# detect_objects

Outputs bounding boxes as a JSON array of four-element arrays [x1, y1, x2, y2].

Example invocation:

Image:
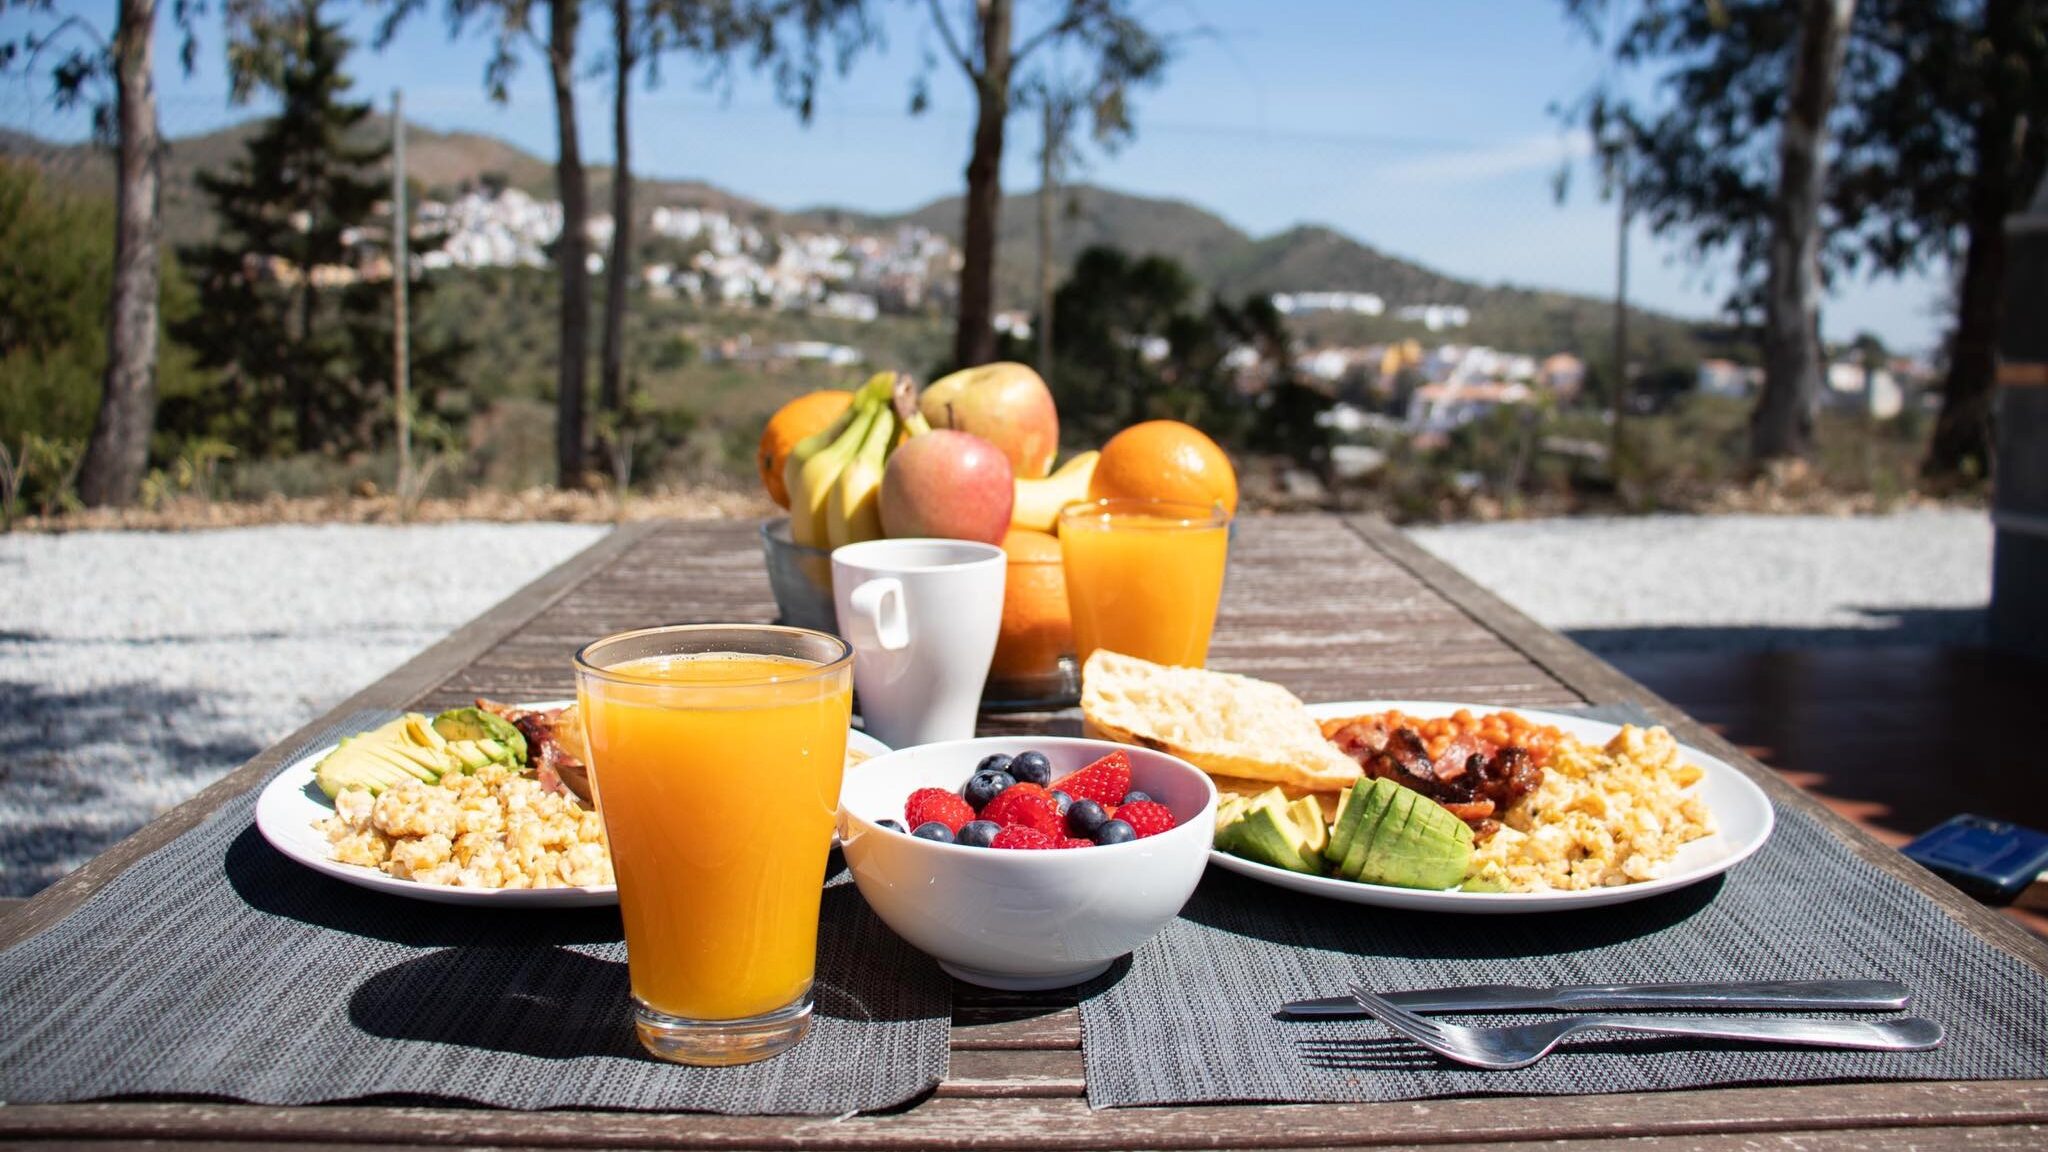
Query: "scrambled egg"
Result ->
[[1466, 724, 1715, 892], [318, 766, 614, 889]]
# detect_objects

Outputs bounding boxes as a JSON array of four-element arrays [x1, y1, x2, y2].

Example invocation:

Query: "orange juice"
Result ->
[[578, 652, 852, 1022], [1059, 500, 1230, 667]]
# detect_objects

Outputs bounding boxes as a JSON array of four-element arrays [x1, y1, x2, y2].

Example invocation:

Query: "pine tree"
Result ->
[[172, 0, 452, 458]]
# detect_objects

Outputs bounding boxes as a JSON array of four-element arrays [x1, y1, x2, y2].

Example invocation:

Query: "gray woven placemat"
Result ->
[[0, 712, 951, 1114], [1079, 705, 2048, 1107]]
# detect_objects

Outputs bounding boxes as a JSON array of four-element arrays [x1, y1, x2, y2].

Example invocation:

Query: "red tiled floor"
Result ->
[[1609, 644, 2048, 938]]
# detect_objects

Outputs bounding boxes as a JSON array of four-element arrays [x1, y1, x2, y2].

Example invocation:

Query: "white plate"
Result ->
[[253, 702, 890, 908], [1205, 701, 1774, 914]]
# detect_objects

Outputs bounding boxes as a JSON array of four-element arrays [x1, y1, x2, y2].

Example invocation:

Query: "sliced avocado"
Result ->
[[315, 740, 414, 799], [1323, 783, 1365, 869], [1354, 787, 1473, 891], [1212, 795, 1253, 853], [432, 707, 527, 765], [367, 747, 439, 784], [402, 712, 447, 749], [1337, 779, 1403, 881], [1224, 788, 1324, 874], [1285, 796, 1329, 861], [441, 739, 497, 772], [383, 740, 460, 781]]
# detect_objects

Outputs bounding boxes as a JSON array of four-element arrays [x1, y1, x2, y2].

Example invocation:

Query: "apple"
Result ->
[[919, 362, 1060, 479], [880, 430, 1015, 544]]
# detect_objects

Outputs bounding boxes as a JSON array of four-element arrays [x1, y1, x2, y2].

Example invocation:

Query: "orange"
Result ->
[[991, 528, 1073, 680], [756, 390, 854, 508], [1087, 420, 1239, 517]]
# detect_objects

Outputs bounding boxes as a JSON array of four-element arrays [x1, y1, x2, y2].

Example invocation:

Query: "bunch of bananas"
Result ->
[[783, 372, 931, 548]]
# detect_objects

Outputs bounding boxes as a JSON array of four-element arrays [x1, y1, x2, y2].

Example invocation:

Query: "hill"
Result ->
[[1, 118, 1725, 362]]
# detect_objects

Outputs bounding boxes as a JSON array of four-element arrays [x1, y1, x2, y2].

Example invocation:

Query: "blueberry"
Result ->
[[1066, 798, 1108, 838], [877, 819, 905, 833], [1120, 789, 1153, 806], [975, 752, 1014, 775], [956, 820, 1001, 848], [964, 769, 1015, 810], [1051, 789, 1073, 815], [1010, 750, 1053, 787], [911, 821, 956, 843], [1093, 818, 1136, 845]]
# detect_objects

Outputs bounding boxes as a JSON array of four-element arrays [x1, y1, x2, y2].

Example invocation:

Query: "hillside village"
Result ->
[[397, 185, 1931, 441]]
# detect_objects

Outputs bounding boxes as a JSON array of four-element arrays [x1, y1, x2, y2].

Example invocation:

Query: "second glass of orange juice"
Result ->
[[1058, 498, 1231, 668], [574, 624, 853, 1066]]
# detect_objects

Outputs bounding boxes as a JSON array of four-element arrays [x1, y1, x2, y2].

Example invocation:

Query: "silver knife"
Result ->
[[1279, 979, 1912, 1018]]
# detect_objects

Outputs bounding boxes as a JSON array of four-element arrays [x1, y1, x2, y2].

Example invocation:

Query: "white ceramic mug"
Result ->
[[831, 538, 1006, 748]]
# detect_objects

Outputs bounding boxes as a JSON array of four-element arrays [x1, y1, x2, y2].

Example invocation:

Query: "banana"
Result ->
[[788, 397, 881, 548], [826, 403, 895, 548], [889, 371, 931, 449], [1012, 450, 1099, 533]]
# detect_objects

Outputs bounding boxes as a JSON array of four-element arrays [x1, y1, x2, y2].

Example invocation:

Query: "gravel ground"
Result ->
[[0, 510, 1992, 897], [1407, 509, 1991, 654], [0, 524, 605, 896]]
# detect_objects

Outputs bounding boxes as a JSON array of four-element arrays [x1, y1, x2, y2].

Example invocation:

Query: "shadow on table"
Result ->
[[225, 825, 626, 948], [350, 945, 650, 1061], [1180, 868, 1724, 960]]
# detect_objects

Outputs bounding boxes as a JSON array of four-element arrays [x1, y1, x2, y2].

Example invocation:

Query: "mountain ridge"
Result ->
[[1, 117, 1719, 357]]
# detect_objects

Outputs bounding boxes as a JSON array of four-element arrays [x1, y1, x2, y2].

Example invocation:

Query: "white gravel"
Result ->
[[0, 523, 606, 896], [0, 510, 1992, 897], [1407, 510, 1991, 653]]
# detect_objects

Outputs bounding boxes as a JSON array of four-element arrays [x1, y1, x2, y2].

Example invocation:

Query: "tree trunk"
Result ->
[[1036, 99, 1055, 376], [294, 273, 318, 452], [550, 0, 590, 487], [599, 0, 632, 423], [1751, 0, 1855, 465], [1925, 0, 2022, 480], [78, 0, 162, 508], [952, 0, 1011, 370]]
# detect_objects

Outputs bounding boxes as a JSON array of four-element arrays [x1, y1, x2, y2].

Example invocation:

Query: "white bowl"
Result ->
[[838, 737, 1217, 990]]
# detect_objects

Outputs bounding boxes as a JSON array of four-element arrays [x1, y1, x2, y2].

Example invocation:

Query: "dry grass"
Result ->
[[15, 482, 777, 533]]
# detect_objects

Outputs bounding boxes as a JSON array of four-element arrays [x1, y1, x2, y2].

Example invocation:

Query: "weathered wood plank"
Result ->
[[4, 1081, 2045, 1149]]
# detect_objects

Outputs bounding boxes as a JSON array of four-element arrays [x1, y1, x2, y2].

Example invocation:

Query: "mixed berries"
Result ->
[[891, 749, 1179, 849]]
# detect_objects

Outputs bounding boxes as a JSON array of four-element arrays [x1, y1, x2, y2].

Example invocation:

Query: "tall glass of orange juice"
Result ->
[[1058, 498, 1231, 667], [574, 624, 853, 1066]]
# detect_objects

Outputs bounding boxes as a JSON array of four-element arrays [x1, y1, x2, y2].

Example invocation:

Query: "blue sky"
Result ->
[[2, 0, 1951, 352]]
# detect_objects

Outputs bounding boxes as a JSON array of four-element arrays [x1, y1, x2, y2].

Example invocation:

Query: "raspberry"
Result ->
[[1057, 837, 1095, 849], [991, 827, 1059, 849], [1115, 800, 1178, 838], [1056, 750, 1131, 808], [905, 787, 975, 834], [979, 782, 1063, 838]]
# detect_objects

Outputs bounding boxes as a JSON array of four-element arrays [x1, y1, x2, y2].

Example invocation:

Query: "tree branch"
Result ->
[[925, 0, 974, 77]]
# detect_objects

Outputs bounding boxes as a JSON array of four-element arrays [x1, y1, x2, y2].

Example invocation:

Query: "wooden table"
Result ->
[[5, 515, 2046, 1149]]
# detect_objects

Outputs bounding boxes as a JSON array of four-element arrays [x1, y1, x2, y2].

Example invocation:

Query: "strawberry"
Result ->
[[905, 787, 975, 834], [979, 782, 1063, 838], [1115, 800, 1178, 838], [1057, 837, 1095, 849], [991, 827, 1059, 850], [1056, 750, 1131, 808]]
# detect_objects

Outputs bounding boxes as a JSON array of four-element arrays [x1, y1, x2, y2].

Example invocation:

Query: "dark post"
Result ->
[[1989, 181, 2048, 660]]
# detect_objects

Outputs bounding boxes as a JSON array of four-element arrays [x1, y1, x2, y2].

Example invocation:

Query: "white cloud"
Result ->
[[1383, 131, 1595, 185]]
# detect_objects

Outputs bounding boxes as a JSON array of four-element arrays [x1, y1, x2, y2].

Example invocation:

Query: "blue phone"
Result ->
[[1902, 815, 2048, 904]]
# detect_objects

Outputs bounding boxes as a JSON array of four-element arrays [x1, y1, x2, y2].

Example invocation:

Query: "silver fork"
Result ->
[[1342, 983, 1944, 1070]]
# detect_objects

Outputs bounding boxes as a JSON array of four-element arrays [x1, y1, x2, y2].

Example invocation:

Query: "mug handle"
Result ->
[[847, 577, 910, 651]]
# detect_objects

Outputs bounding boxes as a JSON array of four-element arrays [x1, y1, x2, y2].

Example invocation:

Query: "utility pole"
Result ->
[[391, 89, 412, 508], [1036, 99, 1058, 377], [1611, 138, 1630, 476]]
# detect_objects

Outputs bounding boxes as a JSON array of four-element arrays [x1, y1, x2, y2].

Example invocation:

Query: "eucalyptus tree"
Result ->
[[914, 0, 1168, 369], [1, 0, 207, 504]]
